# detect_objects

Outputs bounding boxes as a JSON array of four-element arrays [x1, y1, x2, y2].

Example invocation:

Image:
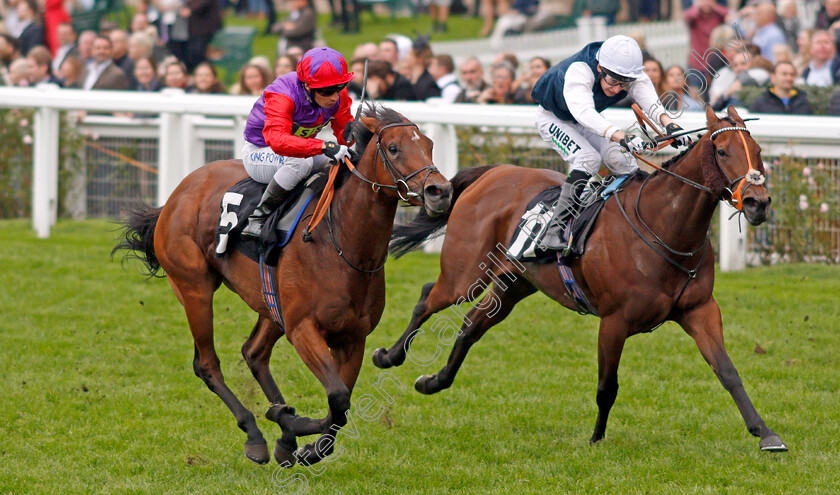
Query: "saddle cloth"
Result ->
[[505, 174, 633, 263], [215, 173, 327, 265]]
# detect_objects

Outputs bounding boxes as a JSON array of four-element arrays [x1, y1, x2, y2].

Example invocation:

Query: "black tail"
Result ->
[[111, 205, 165, 278], [390, 165, 498, 258]]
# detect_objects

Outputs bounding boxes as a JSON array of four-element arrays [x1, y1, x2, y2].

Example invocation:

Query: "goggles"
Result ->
[[601, 70, 633, 88], [313, 83, 348, 97]]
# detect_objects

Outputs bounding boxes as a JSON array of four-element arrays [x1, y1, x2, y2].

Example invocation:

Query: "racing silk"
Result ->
[[531, 42, 665, 141], [244, 72, 353, 157]]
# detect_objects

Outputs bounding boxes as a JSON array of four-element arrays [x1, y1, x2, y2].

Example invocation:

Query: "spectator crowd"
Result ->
[[3, 0, 840, 116]]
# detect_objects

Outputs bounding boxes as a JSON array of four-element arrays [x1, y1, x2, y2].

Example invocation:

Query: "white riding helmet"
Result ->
[[596, 35, 645, 81]]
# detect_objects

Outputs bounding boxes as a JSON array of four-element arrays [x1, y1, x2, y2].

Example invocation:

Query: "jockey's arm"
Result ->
[[564, 62, 623, 141], [620, 73, 675, 140], [263, 92, 325, 157]]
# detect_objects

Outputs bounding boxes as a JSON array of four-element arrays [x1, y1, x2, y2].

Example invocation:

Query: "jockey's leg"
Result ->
[[241, 143, 314, 238], [535, 108, 600, 251]]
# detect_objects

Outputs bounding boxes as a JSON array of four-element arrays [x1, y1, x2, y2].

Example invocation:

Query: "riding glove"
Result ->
[[665, 123, 692, 148], [619, 133, 646, 154], [323, 142, 350, 165], [342, 121, 356, 145]]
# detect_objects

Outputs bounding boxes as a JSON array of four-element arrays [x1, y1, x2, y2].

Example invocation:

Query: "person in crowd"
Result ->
[[683, 0, 728, 84], [751, 3, 787, 63], [815, 0, 840, 30], [81, 35, 129, 90], [127, 31, 154, 66], [285, 45, 304, 62], [0, 34, 22, 71], [480, 0, 511, 37], [132, 55, 161, 91], [8, 57, 32, 85], [709, 50, 769, 110], [772, 44, 793, 64], [642, 55, 666, 97], [428, 54, 460, 102], [749, 61, 813, 115], [580, 0, 620, 25], [58, 54, 84, 87], [155, 0, 188, 62], [26, 45, 62, 85], [531, 36, 692, 251], [777, 0, 800, 51], [42, 0, 70, 55], [273, 0, 315, 54], [492, 51, 519, 72], [802, 30, 840, 86], [274, 54, 297, 78], [365, 59, 416, 100], [109, 29, 134, 85], [184, 0, 221, 71], [163, 59, 188, 89], [455, 56, 488, 103], [346, 57, 365, 99], [77, 30, 96, 64], [2, 0, 24, 37], [190, 61, 225, 93], [352, 42, 378, 61], [405, 36, 440, 100], [476, 62, 528, 104], [231, 62, 272, 95], [239, 47, 355, 238], [16, 0, 44, 56], [663, 64, 704, 112], [794, 28, 814, 74], [430, 0, 452, 32], [378, 37, 400, 67], [513, 56, 550, 103], [51, 22, 78, 74]]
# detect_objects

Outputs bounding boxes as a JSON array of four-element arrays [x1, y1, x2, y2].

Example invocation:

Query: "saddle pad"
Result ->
[[215, 173, 327, 265]]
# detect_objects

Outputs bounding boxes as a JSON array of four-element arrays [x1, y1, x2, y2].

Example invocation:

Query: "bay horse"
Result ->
[[113, 105, 452, 466], [373, 106, 787, 452]]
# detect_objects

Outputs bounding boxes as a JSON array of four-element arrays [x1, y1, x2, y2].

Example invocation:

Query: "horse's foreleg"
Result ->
[[372, 282, 438, 369], [591, 316, 627, 444], [178, 287, 270, 464], [677, 298, 787, 452], [280, 321, 353, 466], [415, 280, 535, 395]]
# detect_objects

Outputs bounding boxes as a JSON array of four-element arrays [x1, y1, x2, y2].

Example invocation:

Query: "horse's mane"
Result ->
[[651, 117, 738, 197]]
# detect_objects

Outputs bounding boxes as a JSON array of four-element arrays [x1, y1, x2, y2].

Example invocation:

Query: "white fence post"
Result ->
[[422, 99, 459, 253], [31, 85, 60, 238], [719, 203, 747, 271], [157, 90, 186, 207]]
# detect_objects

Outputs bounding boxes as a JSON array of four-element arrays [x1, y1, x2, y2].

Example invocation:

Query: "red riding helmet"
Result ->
[[296, 47, 355, 89]]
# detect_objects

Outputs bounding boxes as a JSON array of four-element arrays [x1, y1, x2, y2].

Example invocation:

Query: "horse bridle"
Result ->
[[708, 126, 766, 211], [346, 122, 440, 203]]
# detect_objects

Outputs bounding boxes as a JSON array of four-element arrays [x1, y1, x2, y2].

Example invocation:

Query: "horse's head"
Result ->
[[353, 105, 452, 216], [699, 105, 771, 225]]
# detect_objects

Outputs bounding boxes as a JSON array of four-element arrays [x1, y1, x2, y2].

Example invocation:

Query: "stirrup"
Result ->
[[241, 217, 266, 239]]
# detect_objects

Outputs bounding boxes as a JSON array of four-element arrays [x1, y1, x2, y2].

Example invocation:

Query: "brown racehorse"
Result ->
[[113, 105, 452, 466], [373, 106, 787, 452]]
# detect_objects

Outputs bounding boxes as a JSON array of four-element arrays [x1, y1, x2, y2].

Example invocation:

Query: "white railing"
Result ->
[[4, 85, 840, 270]]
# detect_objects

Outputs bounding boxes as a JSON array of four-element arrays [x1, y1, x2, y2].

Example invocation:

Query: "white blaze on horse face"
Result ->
[[412, 131, 420, 142]]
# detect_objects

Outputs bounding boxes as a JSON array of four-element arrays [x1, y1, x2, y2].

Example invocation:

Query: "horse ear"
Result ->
[[705, 105, 718, 126], [361, 116, 380, 134], [726, 105, 745, 125]]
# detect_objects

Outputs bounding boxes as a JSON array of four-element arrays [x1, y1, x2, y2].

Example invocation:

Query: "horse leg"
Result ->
[[590, 316, 628, 444], [415, 279, 536, 395], [372, 281, 439, 369], [175, 280, 270, 464], [273, 320, 353, 466], [677, 298, 787, 451]]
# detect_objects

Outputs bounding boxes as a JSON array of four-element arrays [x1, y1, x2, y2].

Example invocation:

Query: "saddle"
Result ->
[[505, 173, 637, 263], [215, 173, 328, 266]]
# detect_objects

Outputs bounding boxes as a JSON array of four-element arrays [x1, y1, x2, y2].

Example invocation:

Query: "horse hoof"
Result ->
[[274, 439, 297, 467], [244, 441, 270, 465], [372, 348, 391, 369], [294, 444, 321, 466], [760, 435, 788, 452], [414, 375, 435, 394]]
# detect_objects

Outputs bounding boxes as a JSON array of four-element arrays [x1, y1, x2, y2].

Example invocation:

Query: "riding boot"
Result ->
[[241, 179, 291, 239], [540, 170, 591, 251]]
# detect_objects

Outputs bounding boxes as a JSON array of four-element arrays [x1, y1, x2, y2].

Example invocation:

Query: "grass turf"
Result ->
[[0, 219, 838, 494]]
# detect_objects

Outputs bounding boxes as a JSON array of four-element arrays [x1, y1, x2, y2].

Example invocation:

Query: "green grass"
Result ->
[[1, 219, 839, 494]]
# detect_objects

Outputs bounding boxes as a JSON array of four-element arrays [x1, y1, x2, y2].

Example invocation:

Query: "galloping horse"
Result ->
[[113, 105, 452, 466], [373, 106, 787, 451]]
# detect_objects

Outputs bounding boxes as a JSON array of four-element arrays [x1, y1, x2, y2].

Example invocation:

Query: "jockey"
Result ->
[[240, 47, 355, 239], [531, 35, 692, 251]]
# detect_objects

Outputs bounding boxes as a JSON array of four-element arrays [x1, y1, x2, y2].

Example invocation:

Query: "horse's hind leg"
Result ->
[[171, 274, 270, 464], [677, 298, 787, 452], [372, 281, 440, 369], [414, 278, 536, 395]]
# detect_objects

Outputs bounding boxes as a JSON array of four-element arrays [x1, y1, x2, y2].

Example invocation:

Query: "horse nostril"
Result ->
[[425, 185, 442, 198]]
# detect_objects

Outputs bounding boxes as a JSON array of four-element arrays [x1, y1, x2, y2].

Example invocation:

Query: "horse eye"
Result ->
[[388, 145, 398, 154], [716, 149, 726, 157]]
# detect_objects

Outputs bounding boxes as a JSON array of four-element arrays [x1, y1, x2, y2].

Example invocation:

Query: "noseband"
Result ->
[[346, 122, 440, 203], [709, 126, 766, 211]]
